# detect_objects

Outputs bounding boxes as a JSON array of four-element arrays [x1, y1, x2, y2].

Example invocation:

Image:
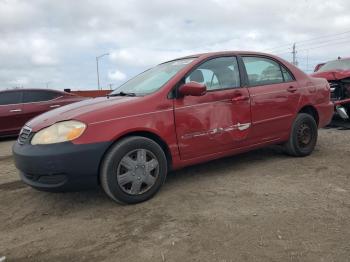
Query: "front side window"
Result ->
[[185, 57, 240, 91], [242, 57, 284, 86], [23, 91, 61, 103], [0, 91, 22, 105], [110, 58, 194, 96]]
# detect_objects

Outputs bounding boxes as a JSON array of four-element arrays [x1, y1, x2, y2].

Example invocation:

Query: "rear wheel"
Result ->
[[100, 136, 167, 204], [284, 113, 318, 157]]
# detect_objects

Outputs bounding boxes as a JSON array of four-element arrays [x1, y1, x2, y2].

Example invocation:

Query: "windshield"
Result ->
[[110, 58, 194, 96], [318, 59, 350, 72]]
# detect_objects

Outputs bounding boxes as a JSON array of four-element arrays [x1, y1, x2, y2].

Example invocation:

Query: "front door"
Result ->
[[174, 56, 252, 160]]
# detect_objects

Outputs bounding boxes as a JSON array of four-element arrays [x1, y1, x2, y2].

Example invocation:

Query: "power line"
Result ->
[[269, 34, 350, 54], [297, 39, 350, 52], [297, 42, 350, 72], [265, 30, 350, 52], [269, 36, 350, 68]]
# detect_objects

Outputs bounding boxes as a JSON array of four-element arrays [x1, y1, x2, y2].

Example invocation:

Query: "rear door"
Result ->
[[240, 56, 300, 142], [174, 56, 252, 160], [21, 90, 63, 121], [0, 90, 24, 135]]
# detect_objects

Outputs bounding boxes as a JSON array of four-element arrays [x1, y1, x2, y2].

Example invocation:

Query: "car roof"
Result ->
[[163, 51, 283, 63], [0, 88, 66, 94]]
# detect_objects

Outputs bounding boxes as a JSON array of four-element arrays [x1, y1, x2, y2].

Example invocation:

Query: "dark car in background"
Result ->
[[311, 57, 350, 120], [0, 89, 87, 136]]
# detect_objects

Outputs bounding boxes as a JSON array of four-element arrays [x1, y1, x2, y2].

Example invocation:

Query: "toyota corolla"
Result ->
[[13, 51, 334, 204]]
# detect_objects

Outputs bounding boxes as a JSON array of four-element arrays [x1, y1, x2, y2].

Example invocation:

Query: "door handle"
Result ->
[[50, 104, 61, 108], [231, 95, 249, 102], [9, 109, 22, 112], [287, 86, 297, 93]]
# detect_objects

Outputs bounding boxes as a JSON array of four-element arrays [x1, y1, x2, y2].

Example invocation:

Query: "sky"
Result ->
[[0, 0, 350, 91]]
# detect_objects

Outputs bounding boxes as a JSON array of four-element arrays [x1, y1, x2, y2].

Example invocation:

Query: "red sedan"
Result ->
[[0, 89, 86, 136], [13, 51, 334, 204]]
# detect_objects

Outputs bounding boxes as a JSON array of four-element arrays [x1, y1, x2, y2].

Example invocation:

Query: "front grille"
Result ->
[[329, 81, 339, 90], [18, 126, 32, 145], [329, 81, 340, 100]]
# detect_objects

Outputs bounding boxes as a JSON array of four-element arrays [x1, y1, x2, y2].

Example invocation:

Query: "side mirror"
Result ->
[[179, 82, 207, 97]]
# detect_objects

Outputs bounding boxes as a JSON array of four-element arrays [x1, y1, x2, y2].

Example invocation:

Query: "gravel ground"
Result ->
[[0, 139, 15, 159], [0, 128, 349, 262]]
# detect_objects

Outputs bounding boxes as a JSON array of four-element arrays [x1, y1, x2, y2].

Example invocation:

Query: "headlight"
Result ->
[[31, 120, 86, 145]]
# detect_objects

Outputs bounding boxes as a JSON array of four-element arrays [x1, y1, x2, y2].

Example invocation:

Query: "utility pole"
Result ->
[[96, 57, 100, 90], [96, 53, 109, 90], [292, 43, 298, 66]]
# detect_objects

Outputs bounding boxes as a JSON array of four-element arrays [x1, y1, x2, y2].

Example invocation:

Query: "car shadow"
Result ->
[[326, 116, 350, 130], [2, 146, 287, 210], [165, 145, 286, 186], [0, 136, 17, 142]]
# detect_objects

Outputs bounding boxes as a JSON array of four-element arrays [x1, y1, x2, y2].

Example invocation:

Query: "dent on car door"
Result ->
[[241, 56, 300, 142], [0, 91, 24, 135], [174, 56, 252, 160]]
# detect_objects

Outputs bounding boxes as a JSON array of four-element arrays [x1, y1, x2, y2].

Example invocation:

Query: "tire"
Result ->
[[284, 113, 318, 157], [100, 136, 167, 204]]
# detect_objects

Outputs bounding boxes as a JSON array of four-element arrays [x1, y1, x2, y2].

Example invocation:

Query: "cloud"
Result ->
[[108, 69, 127, 81], [30, 36, 58, 66], [0, 0, 350, 90], [9, 77, 29, 87], [110, 48, 191, 67]]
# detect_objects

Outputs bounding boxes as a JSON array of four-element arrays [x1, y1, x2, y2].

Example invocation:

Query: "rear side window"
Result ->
[[185, 57, 240, 91], [22, 91, 61, 103], [0, 91, 22, 105], [281, 66, 294, 82], [242, 57, 284, 86]]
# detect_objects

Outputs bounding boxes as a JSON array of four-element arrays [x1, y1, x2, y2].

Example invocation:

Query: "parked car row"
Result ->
[[11, 51, 334, 204], [0, 89, 87, 137]]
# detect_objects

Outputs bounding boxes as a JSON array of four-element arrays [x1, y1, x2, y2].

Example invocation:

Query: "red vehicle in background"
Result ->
[[313, 63, 325, 72], [0, 89, 87, 136], [312, 57, 350, 120]]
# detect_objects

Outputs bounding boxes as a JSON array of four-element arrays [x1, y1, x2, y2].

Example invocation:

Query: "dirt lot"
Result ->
[[0, 128, 350, 262]]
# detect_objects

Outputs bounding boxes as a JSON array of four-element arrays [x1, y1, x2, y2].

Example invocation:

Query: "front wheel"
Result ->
[[100, 136, 167, 204], [284, 113, 318, 157]]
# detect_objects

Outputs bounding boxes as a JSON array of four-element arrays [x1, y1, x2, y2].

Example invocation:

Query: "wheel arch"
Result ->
[[98, 130, 173, 182], [298, 105, 319, 126], [118, 131, 172, 168]]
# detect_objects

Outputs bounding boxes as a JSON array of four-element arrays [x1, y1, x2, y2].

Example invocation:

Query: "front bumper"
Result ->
[[13, 140, 111, 192], [333, 97, 350, 106]]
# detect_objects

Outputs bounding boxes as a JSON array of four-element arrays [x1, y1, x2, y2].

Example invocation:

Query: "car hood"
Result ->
[[311, 70, 350, 81], [27, 96, 138, 131]]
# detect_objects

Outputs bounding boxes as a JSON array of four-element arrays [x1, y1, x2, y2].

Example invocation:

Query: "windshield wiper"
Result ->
[[107, 91, 136, 97]]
